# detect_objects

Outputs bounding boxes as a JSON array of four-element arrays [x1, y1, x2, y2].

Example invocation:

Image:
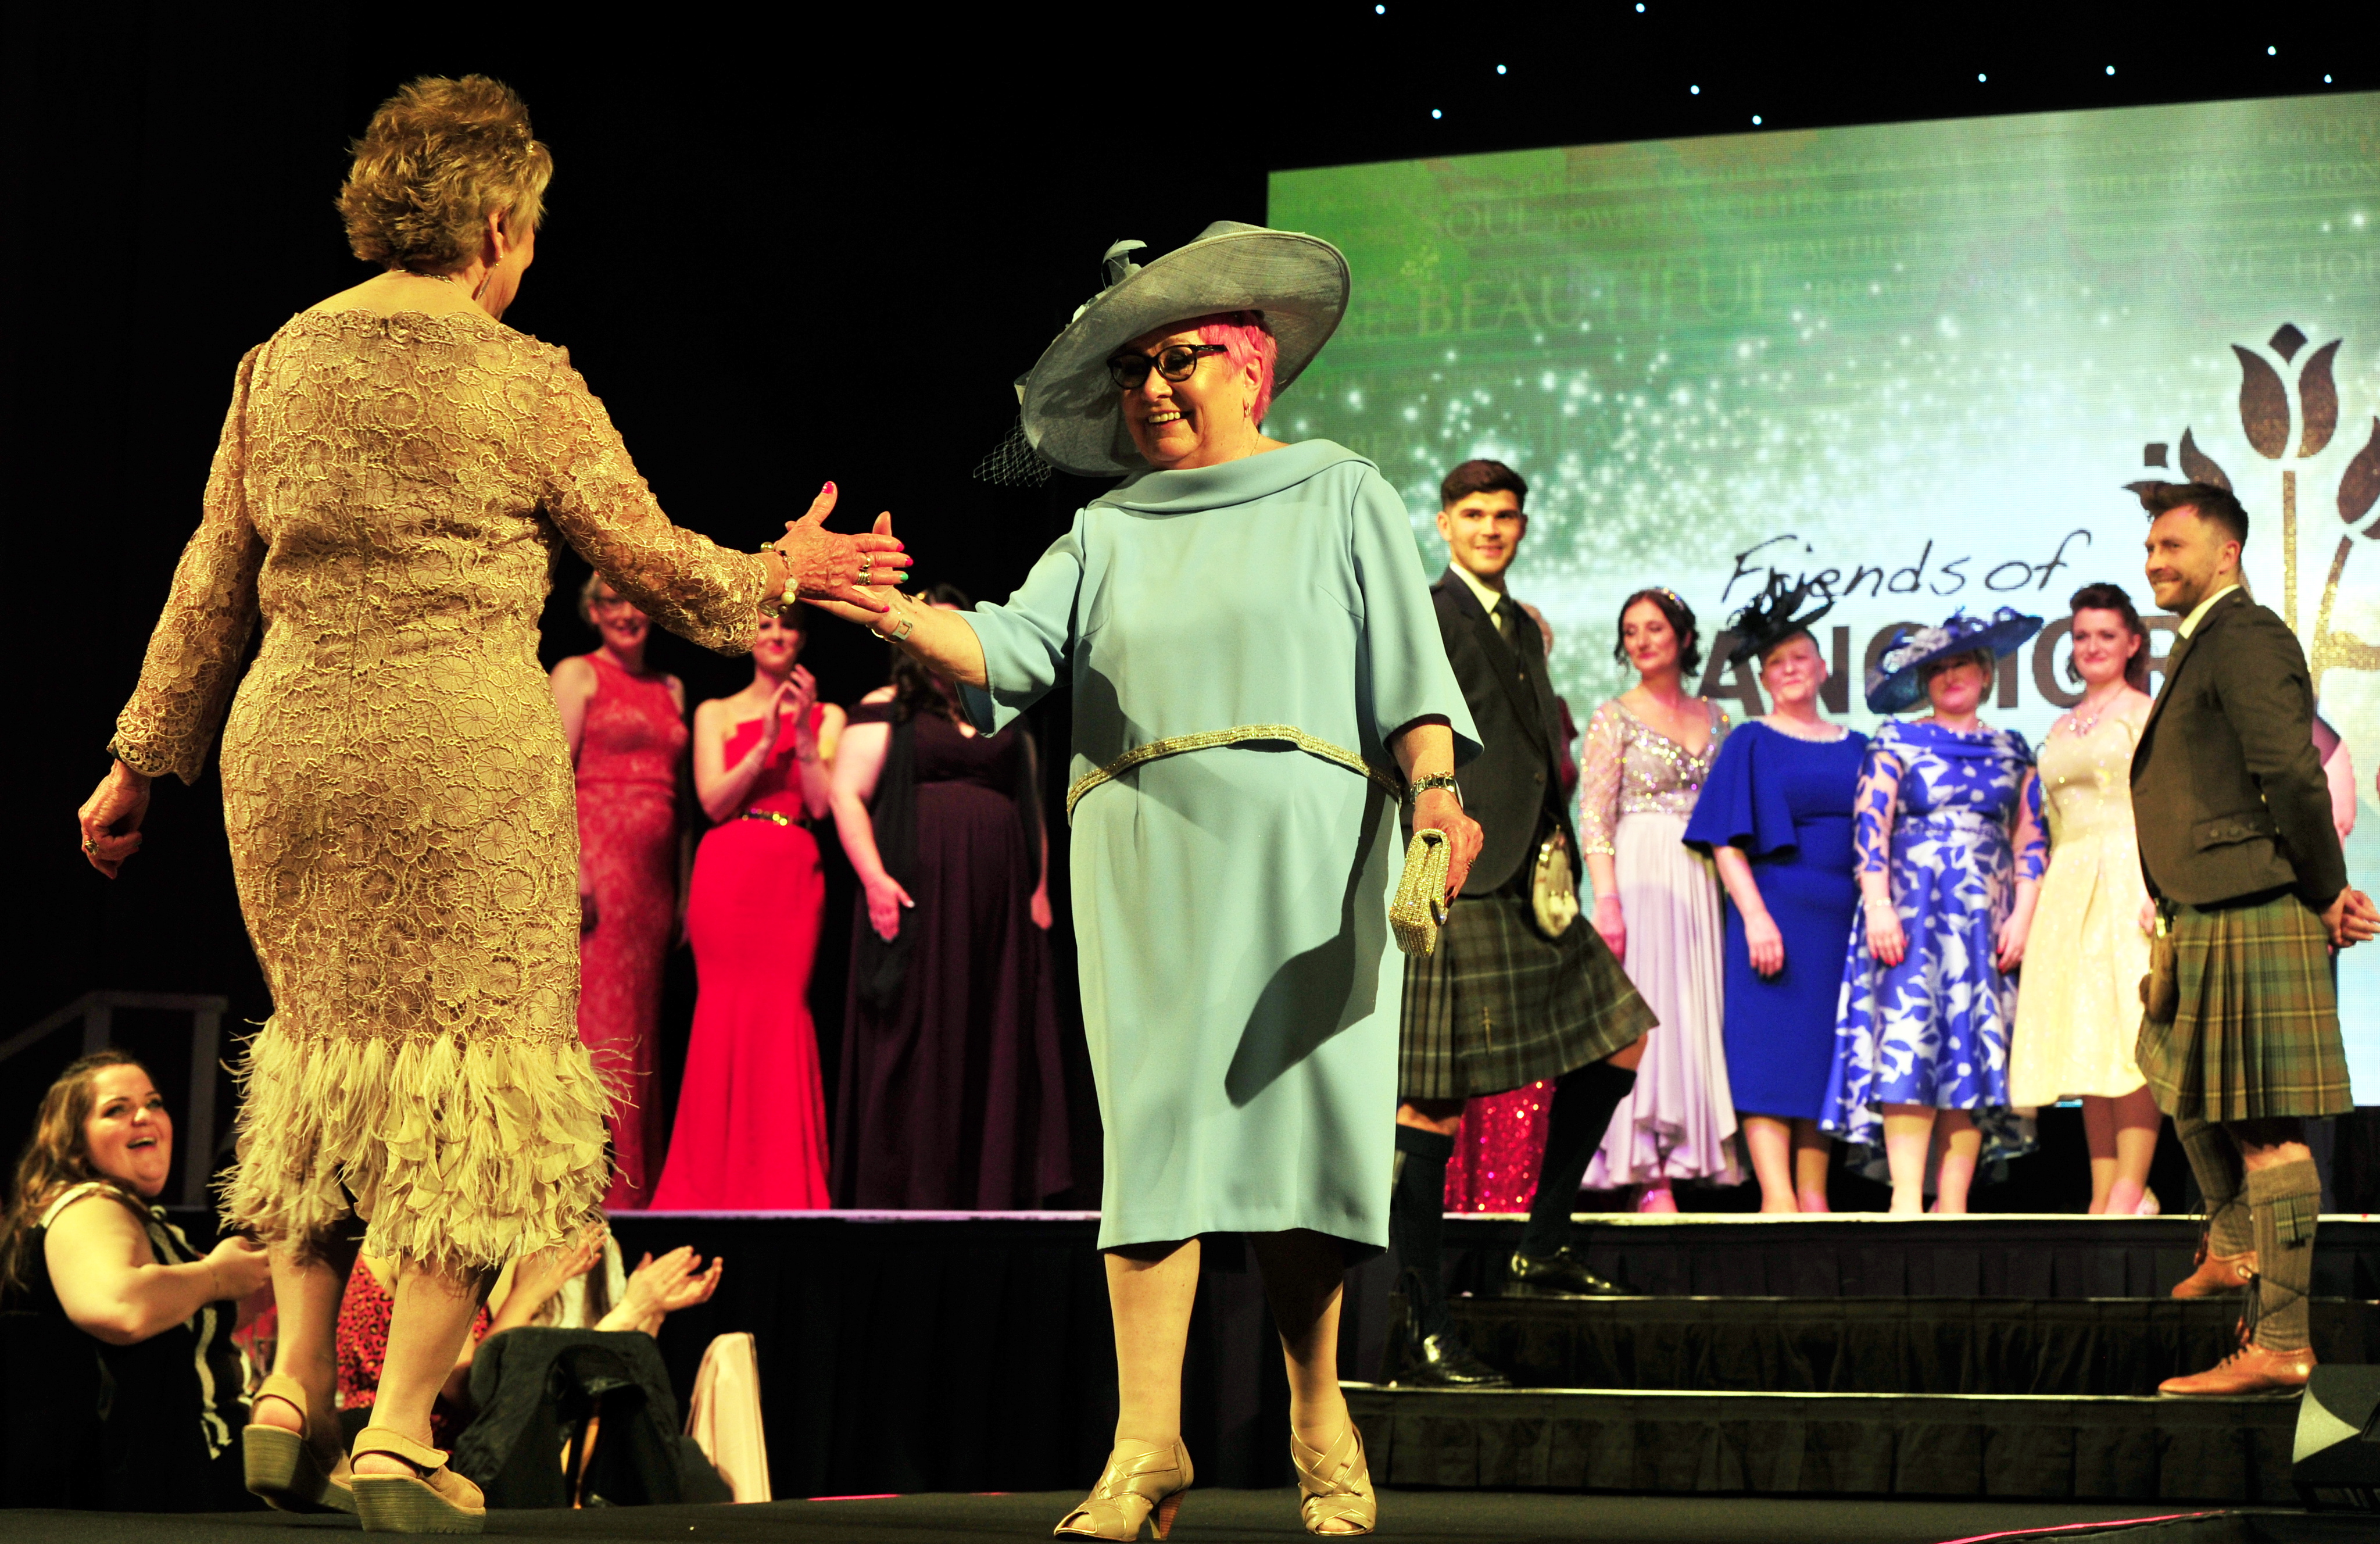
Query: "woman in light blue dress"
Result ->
[[811, 224, 1479, 1540], [1824, 609, 2045, 1214]]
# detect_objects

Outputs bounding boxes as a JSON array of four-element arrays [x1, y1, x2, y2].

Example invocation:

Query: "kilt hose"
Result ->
[[1400, 889, 1657, 1102], [2136, 888, 2356, 1124]]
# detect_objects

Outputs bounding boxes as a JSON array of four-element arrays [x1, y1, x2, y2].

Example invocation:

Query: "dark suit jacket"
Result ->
[[1426, 569, 1576, 896], [2131, 587, 2346, 909]]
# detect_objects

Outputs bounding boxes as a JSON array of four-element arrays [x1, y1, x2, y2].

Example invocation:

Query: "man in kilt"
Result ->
[[2132, 481, 2379, 1396], [1389, 460, 1658, 1387]]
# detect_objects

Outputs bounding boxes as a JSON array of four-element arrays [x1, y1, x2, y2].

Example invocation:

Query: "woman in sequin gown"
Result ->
[[650, 609, 840, 1210], [1825, 651, 2043, 1213], [75, 76, 904, 1513], [1581, 591, 1740, 1205], [2007, 588, 2158, 1214], [553, 577, 688, 1207]]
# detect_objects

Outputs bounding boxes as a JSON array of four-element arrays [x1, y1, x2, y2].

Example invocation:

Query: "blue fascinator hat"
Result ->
[[1864, 607, 2044, 714]]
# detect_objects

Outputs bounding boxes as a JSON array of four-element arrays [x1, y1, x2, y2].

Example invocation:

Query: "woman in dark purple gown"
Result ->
[[826, 585, 1071, 1209]]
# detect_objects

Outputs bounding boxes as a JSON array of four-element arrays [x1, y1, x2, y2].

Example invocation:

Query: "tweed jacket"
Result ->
[[1426, 569, 1577, 896], [2131, 588, 2346, 909]]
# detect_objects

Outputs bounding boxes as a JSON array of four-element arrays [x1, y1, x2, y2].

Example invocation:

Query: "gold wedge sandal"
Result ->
[[1293, 1421, 1377, 1536], [1054, 1439, 1193, 1540], [349, 1427, 486, 1534], [242, 1373, 355, 1514]]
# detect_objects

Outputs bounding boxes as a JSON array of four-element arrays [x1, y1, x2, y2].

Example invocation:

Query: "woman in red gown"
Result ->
[[553, 576, 688, 1207], [647, 609, 839, 1209]]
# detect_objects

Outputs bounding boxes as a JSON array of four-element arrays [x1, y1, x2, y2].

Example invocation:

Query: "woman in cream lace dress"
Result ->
[[74, 76, 903, 1531], [2008, 585, 2159, 1214]]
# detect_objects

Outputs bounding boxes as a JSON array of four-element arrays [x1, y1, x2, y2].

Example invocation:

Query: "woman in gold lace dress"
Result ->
[[73, 76, 906, 1532]]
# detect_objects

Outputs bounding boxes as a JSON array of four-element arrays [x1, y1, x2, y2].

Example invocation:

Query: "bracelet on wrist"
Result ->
[[1407, 773, 1461, 806]]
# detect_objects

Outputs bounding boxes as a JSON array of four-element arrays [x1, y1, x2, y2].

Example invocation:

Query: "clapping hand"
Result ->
[[756, 669, 817, 753], [620, 1246, 724, 1330], [778, 485, 910, 612], [513, 1224, 605, 1317]]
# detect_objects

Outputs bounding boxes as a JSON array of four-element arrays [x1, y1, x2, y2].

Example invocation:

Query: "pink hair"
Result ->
[[1190, 310, 1278, 426]]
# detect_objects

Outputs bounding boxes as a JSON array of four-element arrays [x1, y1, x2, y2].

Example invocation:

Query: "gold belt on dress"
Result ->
[[739, 809, 800, 827], [1064, 723, 1401, 823]]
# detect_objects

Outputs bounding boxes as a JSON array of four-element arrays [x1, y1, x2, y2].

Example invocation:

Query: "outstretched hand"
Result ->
[[778, 485, 910, 612], [804, 512, 911, 630], [78, 761, 152, 878]]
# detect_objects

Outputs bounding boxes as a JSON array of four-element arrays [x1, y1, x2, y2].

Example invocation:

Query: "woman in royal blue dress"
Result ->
[[1685, 584, 1866, 1213], [1826, 609, 2046, 1214]]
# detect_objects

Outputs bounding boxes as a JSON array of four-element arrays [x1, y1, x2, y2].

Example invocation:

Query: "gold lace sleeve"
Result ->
[[534, 349, 770, 655], [110, 348, 267, 784]]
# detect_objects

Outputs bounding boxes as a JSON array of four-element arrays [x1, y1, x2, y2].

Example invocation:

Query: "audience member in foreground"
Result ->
[[0, 1050, 272, 1510]]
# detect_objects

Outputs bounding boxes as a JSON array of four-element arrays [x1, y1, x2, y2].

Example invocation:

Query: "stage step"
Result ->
[[1434, 1213, 2380, 1299], [1430, 1293, 2380, 1396], [1342, 1383, 2304, 1503]]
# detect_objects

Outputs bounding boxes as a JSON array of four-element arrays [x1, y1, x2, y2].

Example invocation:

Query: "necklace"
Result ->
[[1758, 714, 1847, 743], [2067, 689, 2128, 738]]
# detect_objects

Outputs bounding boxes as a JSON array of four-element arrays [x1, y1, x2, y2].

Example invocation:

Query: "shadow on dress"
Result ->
[[1225, 780, 1393, 1107]]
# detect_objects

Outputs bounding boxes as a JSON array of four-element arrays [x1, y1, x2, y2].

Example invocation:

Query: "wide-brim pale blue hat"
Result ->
[[1019, 221, 1351, 478], [1865, 607, 2044, 714]]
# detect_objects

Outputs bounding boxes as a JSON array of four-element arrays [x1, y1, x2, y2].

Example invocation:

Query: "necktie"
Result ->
[[1494, 598, 1520, 649]]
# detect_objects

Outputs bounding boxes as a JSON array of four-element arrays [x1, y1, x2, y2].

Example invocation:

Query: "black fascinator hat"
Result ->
[[1723, 578, 1836, 667]]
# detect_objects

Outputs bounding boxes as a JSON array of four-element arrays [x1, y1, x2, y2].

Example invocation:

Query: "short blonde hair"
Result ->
[[339, 75, 552, 274]]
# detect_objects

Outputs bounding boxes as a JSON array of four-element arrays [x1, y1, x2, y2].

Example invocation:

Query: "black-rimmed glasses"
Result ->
[[1107, 343, 1228, 391]]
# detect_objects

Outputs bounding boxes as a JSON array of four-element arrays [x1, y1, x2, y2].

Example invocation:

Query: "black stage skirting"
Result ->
[[1345, 1386, 2304, 1503], [1426, 1214, 2380, 1300], [596, 1211, 2380, 1497], [1436, 1295, 2380, 1395], [130, 1209, 2380, 1499], [604, 1211, 1399, 1494]]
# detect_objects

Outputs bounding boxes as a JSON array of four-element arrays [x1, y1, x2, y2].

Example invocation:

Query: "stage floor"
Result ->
[[0, 1492, 2268, 1543]]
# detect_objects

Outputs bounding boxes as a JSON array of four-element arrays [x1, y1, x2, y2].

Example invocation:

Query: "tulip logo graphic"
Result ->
[[2133, 325, 2380, 695]]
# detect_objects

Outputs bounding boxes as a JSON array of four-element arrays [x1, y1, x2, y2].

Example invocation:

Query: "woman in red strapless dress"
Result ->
[[647, 608, 840, 1209], [553, 576, 689, 1208]]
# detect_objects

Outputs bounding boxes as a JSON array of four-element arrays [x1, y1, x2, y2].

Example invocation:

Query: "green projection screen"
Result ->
[[1269, 92, 2380, 1093]]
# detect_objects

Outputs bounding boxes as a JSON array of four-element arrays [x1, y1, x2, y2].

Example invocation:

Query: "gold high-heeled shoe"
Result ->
[[1053, 1439, 1192, 1540], [1292, 1421, 1376, 1536]]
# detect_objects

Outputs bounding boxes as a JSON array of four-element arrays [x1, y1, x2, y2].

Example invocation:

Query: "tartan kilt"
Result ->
[[1400, 890, 1658, 1101], [2135, 889, 2356, 1123]]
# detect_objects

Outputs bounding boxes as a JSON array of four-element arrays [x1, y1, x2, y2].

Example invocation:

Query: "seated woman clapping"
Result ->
[[0, 1050, 274, 1511]]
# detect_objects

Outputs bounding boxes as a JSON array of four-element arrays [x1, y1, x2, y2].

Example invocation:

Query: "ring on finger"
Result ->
[[83, 839, 96, 852], [857, 553, 875, 585]]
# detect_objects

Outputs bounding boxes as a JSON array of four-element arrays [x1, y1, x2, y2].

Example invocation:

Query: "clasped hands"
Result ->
[[2322, 887, 2380, 950], [774, 482, 910, 612]]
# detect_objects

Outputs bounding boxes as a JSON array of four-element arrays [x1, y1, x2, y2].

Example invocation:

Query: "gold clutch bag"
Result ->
[[2140, 908, 2178, 1025], [1391, 828, 1452, 956], [1532, 830, 1579, 938]]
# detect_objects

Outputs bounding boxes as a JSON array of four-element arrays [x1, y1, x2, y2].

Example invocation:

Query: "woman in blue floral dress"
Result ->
[[1824, 610, 2046, 1213]]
